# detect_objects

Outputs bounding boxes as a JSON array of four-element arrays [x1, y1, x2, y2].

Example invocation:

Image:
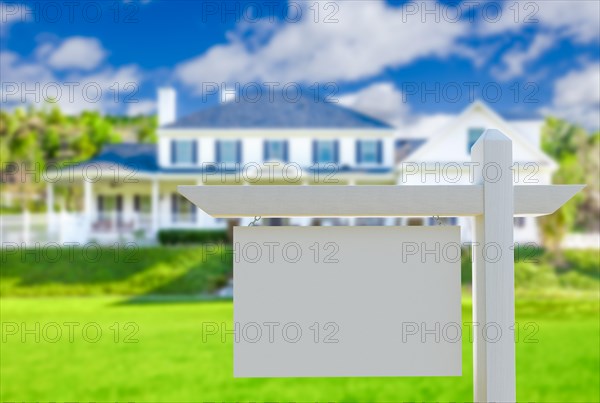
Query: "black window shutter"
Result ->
[[116, 195, 123, 212], [356, 140, 362, 164], [171, 193, 177, 214], [377, 140, 383, 164], [192, 140, 198, 164], [333, 140, 339, 164]]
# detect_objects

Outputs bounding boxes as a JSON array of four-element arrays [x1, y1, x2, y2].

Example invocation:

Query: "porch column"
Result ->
[[84, 179, 93, 237], [23, 209, 30, 245], [196, 179, 203, 227], [348, 179, 356, 226], [151, 179, 159, 235], [46, 182, 54, 237]]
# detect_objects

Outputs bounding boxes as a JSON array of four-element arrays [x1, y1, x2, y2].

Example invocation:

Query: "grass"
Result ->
[[1, 246, 598, 400], [0, 246, 232, 296], [2, 246, 597, 297], [1, 293, 598, 402]]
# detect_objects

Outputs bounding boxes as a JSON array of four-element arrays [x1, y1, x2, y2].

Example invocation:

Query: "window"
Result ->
[[217, 140, 241, 163], [171, 193, 196, 223], [427, 216, 458, 226], [407, 218, 424, 226], [264, 140, 288, 162], [357, 140, 382, 164], [356, 218, 385, 226], [97, 195, 122, 221], [467, 128, 485, 153], [313, 140, 338, 163], [514, 217, 526, 228], [134, 195, 152, 214], [171, 140, 197, 165]]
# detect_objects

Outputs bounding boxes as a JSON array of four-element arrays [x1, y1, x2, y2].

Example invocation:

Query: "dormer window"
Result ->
[[216, 140, 241, 163], [357, 140, 382, 164], [467, 128, 485, 153], [171, 140, 197, 165], [264, 140, 288, 162], [313, 140, 338, 164]]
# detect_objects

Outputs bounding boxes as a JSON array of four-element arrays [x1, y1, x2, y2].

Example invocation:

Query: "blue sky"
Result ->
[[1, 0, 599, 128]]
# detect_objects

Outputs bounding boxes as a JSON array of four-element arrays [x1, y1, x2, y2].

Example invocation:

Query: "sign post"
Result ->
[[472, 130, 515, 400], [179, 129, 583, 402]]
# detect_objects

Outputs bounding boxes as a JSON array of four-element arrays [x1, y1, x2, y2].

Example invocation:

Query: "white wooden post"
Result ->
[[23, 208, 30, 245], [46, 182, 54, 237], [151, 179, 160, 235], [84, 179, 93, 238], [471, 129, 515, 401], [196, 179, 203, 227], [59, 208, 67, 244]]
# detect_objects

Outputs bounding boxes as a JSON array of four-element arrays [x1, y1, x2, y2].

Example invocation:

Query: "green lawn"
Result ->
[[1, 294, 598, 402]]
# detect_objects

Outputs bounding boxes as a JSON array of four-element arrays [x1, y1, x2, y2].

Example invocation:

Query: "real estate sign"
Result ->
[[233, 226, 461, 377]]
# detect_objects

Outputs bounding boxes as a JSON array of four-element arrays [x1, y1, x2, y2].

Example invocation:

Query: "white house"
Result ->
[[395, 101, 557, 243], [42, 88, 397, 244], [31, 90, 557, 245]]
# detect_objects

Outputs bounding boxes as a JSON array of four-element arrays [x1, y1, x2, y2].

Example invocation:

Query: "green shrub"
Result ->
[[0, 245, 232, 297], [558, 271, 599, 290], [514, 262, 560, 289], [158, 229, 228, 245], [563, 250, 600, 278]]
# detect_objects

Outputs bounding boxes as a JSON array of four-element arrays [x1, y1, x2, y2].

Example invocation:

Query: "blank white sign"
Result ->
[[234, 226, 461, 378]]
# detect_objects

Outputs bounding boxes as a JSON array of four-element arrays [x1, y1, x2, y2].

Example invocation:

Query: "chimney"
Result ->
[[158, 87, 176, 126]]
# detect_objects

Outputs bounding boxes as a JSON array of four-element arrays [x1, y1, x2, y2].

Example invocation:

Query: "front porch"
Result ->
[[46, 177, 228, 244]]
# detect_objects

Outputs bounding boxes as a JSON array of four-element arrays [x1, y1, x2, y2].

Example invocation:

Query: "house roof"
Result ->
[[400, 100, 557, 169], [162, 93, 393, 129], [81, 143, 159, 172], [395, 139, 427, 162]]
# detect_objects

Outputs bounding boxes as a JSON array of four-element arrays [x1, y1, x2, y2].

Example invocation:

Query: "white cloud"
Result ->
[[126, 99, 156, 116], [1, 48, 143, 115], [478, 0, 600, 43], [543, 62, 600, 129], [535, 1, 600, 44], [175, 1, 469, 93], [338, 81, 456, 138], [0, 2, 28, 35], [492, 33, 554, 80], [339, 82, 409, 127], [47, 36, 107, 71], [398, 113, 455, 139], [476, 1, 599, 81]]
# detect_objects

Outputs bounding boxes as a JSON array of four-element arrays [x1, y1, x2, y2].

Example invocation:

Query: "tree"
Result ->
[[539, 117, 597, 262]]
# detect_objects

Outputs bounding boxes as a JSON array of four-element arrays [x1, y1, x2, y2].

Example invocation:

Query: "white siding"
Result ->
[[157, 130, 395, 170]]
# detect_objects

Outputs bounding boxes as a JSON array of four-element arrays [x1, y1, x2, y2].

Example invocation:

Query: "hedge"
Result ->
[[158, 229, 229, 245]]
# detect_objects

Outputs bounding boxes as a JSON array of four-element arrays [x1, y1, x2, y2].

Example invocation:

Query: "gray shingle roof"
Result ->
[[395, 139, 427, 162], [163, 93, 393, 129], [79, 143, 158, 172]]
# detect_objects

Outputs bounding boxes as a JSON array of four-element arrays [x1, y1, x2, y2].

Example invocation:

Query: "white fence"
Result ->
[[0, 211, 227, 246], [1, 212, 597, 248], [1, 212, 87, 246]]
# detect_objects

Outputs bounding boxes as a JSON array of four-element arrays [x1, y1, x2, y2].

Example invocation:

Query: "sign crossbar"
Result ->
[[179, 184, 583, 218]]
